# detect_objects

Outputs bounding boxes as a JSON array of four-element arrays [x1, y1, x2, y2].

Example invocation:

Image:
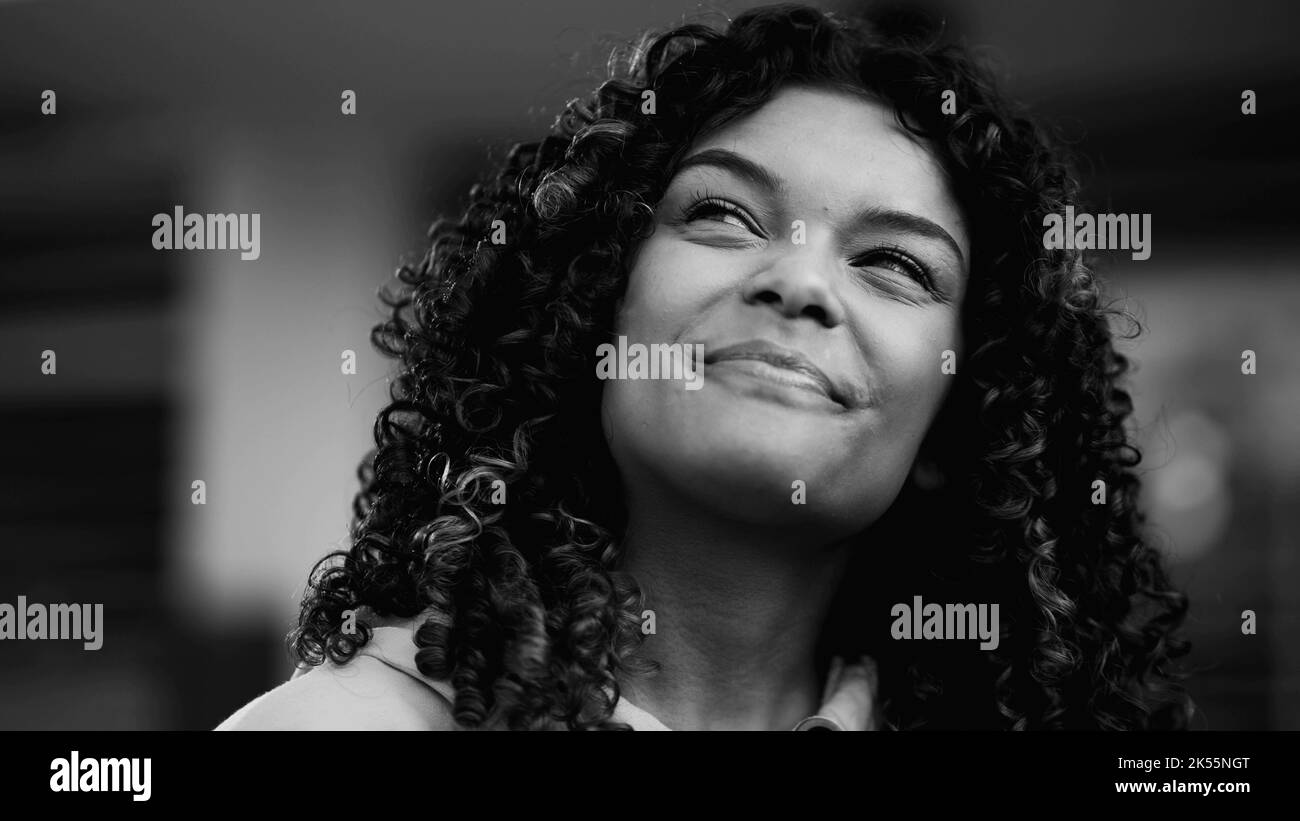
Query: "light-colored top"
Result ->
[[216, 617, 876, 731]]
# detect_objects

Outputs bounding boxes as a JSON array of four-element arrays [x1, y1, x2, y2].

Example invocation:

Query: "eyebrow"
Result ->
[[675, 148, 788, 198], [673, 147, 966, 266], [850, 206, 967, 266]]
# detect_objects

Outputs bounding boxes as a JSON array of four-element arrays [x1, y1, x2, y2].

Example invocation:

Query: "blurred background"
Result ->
[[0, 0, 1295, 730]]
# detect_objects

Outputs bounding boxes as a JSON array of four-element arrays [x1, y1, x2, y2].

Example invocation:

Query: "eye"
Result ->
[[850, 247, 936, 291], [685, 197, 763, 235]]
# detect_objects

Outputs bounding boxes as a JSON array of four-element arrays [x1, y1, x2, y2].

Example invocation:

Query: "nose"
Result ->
[[741, 243, 846, 328]]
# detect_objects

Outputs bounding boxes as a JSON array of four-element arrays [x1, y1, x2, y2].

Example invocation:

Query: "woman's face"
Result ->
[[603, 84, 970, 542]]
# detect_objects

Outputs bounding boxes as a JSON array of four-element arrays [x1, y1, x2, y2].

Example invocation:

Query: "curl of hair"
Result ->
[[290, 3, 1191, 730]]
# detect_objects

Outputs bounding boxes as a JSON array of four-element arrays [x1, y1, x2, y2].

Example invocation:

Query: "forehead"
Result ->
[[680, 84, 969, 253]]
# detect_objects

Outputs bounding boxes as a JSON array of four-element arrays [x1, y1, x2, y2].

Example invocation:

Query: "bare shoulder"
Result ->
[[215, 655, 461, 731]]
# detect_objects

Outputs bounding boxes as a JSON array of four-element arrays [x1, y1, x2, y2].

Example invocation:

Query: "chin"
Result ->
[[605, 385, 896, 534], [647, 426, 863, 530]]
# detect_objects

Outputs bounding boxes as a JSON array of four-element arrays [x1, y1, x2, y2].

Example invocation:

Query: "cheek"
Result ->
[[602, 237, 705, 459], [867, 313, 961, 445], [807, 323, 955, 532], [617, 233, 734, 337], [618, 237, 677, 332]]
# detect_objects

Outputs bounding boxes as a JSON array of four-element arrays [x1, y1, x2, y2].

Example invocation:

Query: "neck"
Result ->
[[614, 482, 853, 731]]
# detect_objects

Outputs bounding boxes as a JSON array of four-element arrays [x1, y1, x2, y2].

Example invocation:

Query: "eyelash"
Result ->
[[682, 191, 766, 236], [850, 245, 937, 291], [681, 190, 938, 293]]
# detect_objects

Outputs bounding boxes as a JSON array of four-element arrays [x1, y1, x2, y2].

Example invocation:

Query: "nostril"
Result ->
[[803, 304, 829, 324]]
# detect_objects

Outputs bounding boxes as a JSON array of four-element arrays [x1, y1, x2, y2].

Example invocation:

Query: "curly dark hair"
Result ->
[[289, 2, 1192, 730]]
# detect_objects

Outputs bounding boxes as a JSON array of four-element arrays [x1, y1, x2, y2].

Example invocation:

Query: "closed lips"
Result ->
[[704, 340, 848, 407]]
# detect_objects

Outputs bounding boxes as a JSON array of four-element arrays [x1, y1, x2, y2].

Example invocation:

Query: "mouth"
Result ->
[[703, 340, 850, 408]]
